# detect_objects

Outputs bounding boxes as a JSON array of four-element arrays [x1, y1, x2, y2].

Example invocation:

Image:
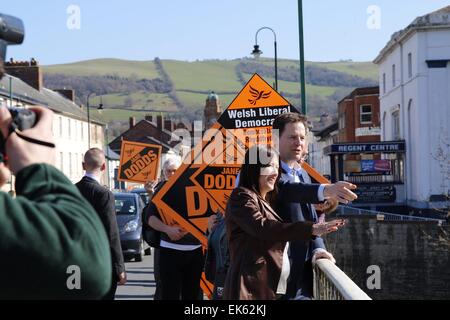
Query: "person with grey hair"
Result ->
[[76, 148, 126, 299], [144, 157, 181, 198], [144, 156, 204, 300]]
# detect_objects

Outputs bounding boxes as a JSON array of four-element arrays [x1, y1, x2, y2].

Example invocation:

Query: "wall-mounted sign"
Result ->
[[353, 184, 396, 203], [355, 127, 381, 137], [325, 141, 406, 155]]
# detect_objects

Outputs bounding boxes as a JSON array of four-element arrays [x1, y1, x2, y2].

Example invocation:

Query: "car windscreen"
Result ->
[[131, 190, 149, 205], [115, 196, 137, 215], [137, 193, 149, 205]]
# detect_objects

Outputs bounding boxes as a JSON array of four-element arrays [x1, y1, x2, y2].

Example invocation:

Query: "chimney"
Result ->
[[157, 115, 163, 130], [145, 115, 153, 122], [129, 116, 136, 129], [4, 58, 43, 91], [54, 89, 75, 102], [164, 119, 173, 132]]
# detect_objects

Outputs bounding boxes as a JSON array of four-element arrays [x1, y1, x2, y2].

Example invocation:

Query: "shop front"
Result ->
[[324, 141, 406, 208]]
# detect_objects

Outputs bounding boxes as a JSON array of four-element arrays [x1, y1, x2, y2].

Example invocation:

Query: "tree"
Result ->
[[124, 96, 134, 108], [431, 128, 450, 220]]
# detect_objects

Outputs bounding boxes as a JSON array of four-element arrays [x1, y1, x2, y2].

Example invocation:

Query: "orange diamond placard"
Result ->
[[118, 141, 162, 184]]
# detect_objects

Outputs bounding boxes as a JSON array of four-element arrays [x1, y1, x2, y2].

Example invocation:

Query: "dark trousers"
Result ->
[[159, 247, 204, 300], [102, 274, 118, 300], [153, 248, 162, 300]]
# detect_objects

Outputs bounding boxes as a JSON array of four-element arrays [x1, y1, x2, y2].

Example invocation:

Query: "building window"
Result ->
[[81, 122, 84, 141], [382, 112, 387, 140], [392, 64, 396, 87], [392, 110, 400, 140], [68, 119, 71, 137], [60, 152, 64, 172], [94, 125, 98, 143], [59, 117, 63, 137], [408, 53, 412, 78], [382, 73, 386, 94], [339, 113, 345, 129], [69, 152, 72, 177], [76, 154, 79, 176], [360, 105, 372, 124]]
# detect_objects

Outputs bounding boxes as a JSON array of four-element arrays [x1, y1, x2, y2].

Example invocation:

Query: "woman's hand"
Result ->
[[144, 179, 159, 196], [165, 225, 187, 241], [207, 214, 219, 233], [312, 219, 346, 236]]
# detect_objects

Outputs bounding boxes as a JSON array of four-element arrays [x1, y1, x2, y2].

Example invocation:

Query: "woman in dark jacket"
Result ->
[[223, 145, 344, 300]]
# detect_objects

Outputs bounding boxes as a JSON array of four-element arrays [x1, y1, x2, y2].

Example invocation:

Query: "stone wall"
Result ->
[[324, 214, 450, 299]]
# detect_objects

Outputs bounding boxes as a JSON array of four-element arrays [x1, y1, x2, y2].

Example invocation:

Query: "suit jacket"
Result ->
[[76, 176, 125, 279], [276, 167, 326, 299], [223, 187, 314, 300]]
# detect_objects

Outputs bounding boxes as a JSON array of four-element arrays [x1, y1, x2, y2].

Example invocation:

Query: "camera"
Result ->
[[0, 13, 36, 163], [0, 13, 25, 63]]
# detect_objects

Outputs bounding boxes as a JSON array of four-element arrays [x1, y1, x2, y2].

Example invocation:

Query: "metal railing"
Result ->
[[313, 259, 371, 300], [337, 206, 448, 225]]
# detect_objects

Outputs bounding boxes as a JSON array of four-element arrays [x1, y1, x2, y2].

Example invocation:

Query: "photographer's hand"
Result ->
[[0, 162, 10, 187], [0, 106, 55, 175]]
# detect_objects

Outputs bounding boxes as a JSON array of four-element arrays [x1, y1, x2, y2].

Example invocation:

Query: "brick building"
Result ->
[[337, 86, 380, 143]]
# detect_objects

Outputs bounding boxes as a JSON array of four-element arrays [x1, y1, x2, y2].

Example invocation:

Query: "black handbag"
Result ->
[[142, 206, 161, 248]]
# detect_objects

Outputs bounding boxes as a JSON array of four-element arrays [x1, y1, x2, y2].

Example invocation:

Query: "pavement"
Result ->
[[115, 249, 155, 300]]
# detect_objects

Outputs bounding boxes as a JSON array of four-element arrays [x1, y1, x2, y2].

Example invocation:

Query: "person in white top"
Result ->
[[146, 157, 204, 300]]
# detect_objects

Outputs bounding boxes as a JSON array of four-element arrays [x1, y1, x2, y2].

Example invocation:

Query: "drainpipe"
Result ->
[[395, 38, 408, 204]]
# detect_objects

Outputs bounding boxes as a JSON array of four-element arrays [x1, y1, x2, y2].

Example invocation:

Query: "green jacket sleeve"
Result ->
[[0, 164, 112, 299]]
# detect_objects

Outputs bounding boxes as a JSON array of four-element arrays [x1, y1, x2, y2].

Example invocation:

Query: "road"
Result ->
[[115, 250, 155, 300]]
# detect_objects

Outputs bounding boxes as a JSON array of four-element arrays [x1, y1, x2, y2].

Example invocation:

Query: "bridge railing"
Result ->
[[337, 206, 448, 225], [313, 259, 371, 300]]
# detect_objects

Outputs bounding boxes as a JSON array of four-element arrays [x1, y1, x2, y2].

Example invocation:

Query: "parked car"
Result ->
[[130, 188, 150, 205], [114, 192, 150, 261]]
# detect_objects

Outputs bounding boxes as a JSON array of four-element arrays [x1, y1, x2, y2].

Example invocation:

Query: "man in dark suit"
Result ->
[[273, 113, 357, 299], [76, 148, 126, 300]]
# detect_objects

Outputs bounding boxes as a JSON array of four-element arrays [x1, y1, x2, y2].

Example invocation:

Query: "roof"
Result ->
[[0, 74, 104, 125], [313, 122, 339, 139], [374, 5, 450, 64], [105, 146, 120, 160], [108, 119, 182, 154], [337, 86, 379, 105]]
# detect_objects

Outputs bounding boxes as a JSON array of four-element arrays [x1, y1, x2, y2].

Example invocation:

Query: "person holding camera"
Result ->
[[0, 63, 112, 299]]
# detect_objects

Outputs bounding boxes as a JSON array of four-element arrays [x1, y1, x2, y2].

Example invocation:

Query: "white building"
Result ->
[[374, 6, 450, 209], [0, 60, 106, 188], [309, 122, 338, 180]]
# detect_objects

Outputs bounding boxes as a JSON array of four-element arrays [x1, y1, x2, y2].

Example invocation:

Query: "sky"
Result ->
[[1, 0, 450, 65]]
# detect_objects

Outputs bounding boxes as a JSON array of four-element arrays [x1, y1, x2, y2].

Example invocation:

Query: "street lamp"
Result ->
[[298, 0, 307, 115], [251, 27, 278, 91], [86, 93, 104, 149]]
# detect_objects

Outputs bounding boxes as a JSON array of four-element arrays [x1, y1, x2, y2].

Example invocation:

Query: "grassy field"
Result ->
[[313, 61, 378, 80], [162, 59, 243, 92], [43, 57, 378, 123], [241, 73, 339, 96], [257, 58, 378, 80], [177, 91, 237, 111], [96, 91, 177, 110], [98, 108, 172, 122], [44, 58, 160, 79]]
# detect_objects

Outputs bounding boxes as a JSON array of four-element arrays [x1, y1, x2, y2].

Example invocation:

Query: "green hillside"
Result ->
[[45, 58, 159, 79], [43, 58, 379, 123]]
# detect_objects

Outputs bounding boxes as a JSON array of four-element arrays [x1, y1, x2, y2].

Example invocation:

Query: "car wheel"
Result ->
[[134, 240, 144, 262], [144, 247, 151, 256]]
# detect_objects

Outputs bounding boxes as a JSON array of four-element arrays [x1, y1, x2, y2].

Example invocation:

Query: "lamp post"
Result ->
[[251, 27, 278, 91], [86, 93, 104, 149], [298, 0, 307, 115]]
